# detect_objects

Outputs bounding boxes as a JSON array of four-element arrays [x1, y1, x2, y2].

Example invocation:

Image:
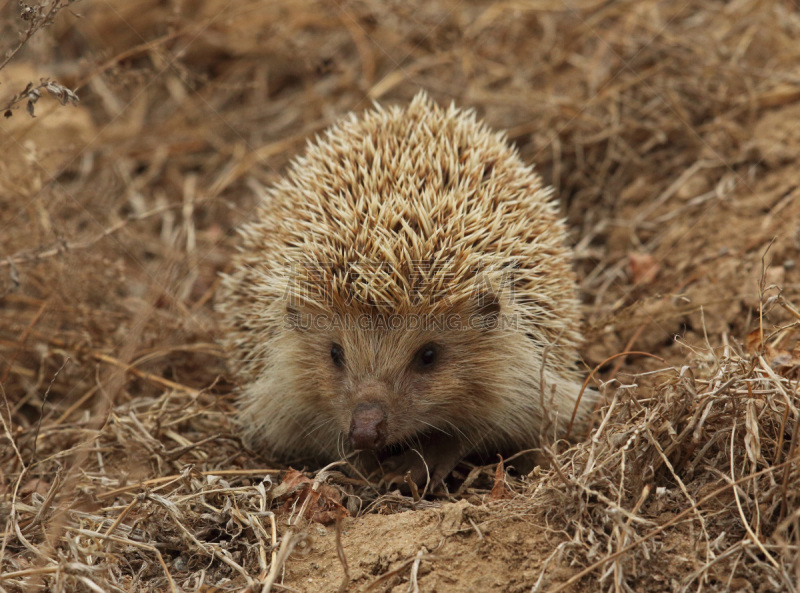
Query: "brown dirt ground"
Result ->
[[1, 1, 800, 592]]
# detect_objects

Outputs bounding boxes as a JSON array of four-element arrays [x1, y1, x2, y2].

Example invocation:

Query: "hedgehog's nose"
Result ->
[[349, 403, 387, 450]]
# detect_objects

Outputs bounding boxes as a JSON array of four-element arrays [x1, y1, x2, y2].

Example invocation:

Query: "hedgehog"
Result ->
[[217, 92, 594, 486]]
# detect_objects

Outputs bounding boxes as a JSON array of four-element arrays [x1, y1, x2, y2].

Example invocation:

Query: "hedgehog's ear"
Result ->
[[284, 301, 313, 332], [472, 291, 501, 331]]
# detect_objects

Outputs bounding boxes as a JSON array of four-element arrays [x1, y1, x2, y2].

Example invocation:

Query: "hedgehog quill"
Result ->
[[218, 92, 595, 487]]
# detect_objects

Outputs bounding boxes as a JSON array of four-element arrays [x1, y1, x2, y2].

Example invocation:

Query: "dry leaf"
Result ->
[[628, 252, 660, 285], [276, 468, 349, 525], [489, 456, 511, 501]]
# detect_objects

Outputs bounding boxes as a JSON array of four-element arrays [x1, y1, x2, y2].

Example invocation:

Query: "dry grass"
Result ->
[[2, 0, 800, 591], [528, 304, 800, 591]]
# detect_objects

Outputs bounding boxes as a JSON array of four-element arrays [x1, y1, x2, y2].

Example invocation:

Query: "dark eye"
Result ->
[[415, 343, 439, 370], [330, 343, 345, 368]]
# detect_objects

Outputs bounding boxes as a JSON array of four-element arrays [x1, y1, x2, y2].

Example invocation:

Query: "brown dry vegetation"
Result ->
[[1, 0, 800, 591]]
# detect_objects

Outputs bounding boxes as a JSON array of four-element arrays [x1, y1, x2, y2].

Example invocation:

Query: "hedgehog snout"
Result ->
[[349, 402, 387, 450]]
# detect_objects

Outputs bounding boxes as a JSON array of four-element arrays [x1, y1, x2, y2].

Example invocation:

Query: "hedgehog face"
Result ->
[[285, 306, 507, 454]]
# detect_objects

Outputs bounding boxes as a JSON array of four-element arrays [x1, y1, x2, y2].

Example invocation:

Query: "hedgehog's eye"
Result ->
[[414, 343, 439, 370], [330, 343, 345, 368]]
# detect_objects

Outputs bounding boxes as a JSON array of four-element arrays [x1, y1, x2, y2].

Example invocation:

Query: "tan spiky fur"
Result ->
[[217, 92, 592, 465]]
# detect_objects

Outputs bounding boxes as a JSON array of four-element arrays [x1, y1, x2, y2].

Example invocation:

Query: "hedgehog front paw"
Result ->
[[379, 438, 465, 490]]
